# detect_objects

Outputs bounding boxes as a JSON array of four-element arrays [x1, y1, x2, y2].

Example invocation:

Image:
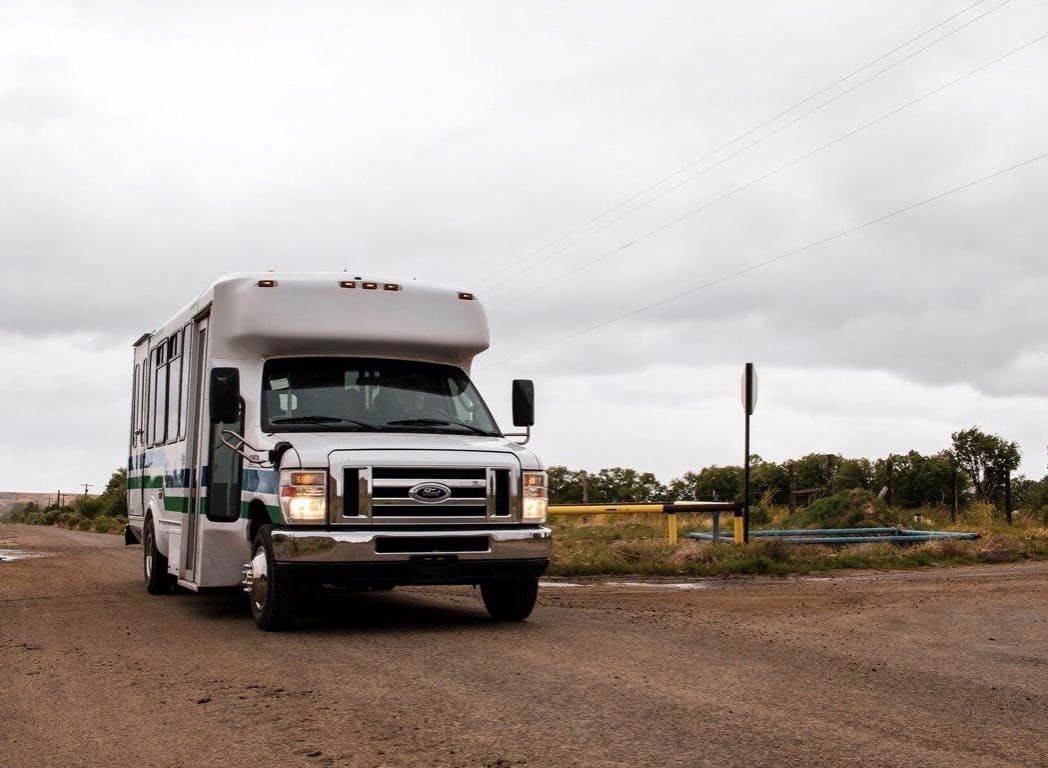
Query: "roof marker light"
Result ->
[[362, 282, 378, 290], [458, 292, 475, 301], [340, 281, 356, 288], [383, 283, 400, 291], [257, 280, 277, 288]]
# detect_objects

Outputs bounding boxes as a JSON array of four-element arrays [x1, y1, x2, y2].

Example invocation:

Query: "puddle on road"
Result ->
[[540, 580, 718, 591], [611, 581, 715, 591], [0, 549, 52, 562]]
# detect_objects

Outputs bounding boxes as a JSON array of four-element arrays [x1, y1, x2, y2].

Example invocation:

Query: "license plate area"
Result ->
[[409, 555, 459, 583]]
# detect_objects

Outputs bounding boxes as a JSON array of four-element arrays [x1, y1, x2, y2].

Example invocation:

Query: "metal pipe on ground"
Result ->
[[746, 527, 903, 537], [688, 529, 980, 545]]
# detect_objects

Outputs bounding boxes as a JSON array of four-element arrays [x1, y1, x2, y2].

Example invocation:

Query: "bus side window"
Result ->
[[178, 323, 192, 440], [131, 364, 139, 446], [166, 331, 182, 443], [152, 345, 168, 445]]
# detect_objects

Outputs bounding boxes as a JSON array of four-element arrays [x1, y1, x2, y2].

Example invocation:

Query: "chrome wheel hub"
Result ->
[[243, 548, 269, 611]]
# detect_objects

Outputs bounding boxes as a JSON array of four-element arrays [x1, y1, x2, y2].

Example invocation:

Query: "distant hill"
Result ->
[[0, 492, 90, 518]]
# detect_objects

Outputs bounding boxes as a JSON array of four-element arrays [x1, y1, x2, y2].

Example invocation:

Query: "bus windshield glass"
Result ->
[[261, 357, 501, 436]]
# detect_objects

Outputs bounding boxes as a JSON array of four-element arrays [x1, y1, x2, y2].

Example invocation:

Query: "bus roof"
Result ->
[[138, 272, 491, 367]]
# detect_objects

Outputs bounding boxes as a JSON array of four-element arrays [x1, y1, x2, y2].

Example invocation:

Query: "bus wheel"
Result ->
[[247, 526, 295, 631], [480, 574, 539, 621], [143, 519, 173, 595]]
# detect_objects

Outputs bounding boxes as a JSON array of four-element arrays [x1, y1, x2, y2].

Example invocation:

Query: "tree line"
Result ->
[[5, 426, 1045, 531], [5, 468, 128, 534], [548, 427, 1048, 516]]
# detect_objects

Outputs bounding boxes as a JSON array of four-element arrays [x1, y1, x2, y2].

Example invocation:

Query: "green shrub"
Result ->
[[72, 495, 105, 520], [786, 489, 901, 529], [91, 516, 126, 534], [748, 504, 772, 526]]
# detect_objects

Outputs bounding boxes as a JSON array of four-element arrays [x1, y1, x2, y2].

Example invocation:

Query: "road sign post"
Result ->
[[739, 363, 757, 544]]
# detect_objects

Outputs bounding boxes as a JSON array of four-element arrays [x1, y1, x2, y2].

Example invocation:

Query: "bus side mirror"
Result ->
[[512, 379, 535, 427], [210, 368, 240, 423]]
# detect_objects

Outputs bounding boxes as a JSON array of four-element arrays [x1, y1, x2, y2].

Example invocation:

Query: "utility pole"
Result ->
[[81, 483, 92, 498]]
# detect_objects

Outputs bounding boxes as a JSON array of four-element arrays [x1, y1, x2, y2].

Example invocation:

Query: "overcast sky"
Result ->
[[2, 0, 1047, 493]]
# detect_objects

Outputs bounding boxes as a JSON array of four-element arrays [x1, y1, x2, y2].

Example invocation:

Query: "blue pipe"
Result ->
[[746, 527, 902, 537], [897, 530, 978, 539], [775, 534, 977, 544], [687, 530, 980, 544]]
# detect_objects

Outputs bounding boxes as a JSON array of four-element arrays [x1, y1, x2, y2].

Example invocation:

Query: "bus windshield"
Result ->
[[261, 357, 501, 436]]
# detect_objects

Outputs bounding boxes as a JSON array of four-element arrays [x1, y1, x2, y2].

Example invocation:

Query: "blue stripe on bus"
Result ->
[[128, 458, 280, 495]]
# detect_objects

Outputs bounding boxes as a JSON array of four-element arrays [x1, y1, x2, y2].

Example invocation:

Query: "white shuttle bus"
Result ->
[[127, 273, 551, 630]]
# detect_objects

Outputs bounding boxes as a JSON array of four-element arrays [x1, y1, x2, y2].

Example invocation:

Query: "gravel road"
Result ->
[[1, 523, 1045, 767]]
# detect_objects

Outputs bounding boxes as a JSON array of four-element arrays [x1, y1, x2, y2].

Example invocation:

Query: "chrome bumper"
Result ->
[[270, 526, 552, 564]]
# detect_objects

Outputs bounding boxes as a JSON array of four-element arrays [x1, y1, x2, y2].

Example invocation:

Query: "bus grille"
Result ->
[[343, 466, 512, 520]]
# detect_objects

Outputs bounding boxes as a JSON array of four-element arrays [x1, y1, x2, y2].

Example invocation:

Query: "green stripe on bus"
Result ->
[[136, 485, 281, 522], [127, 475, 164, 490], [163, 496, 189, 514], [238, 500, 282, 522]]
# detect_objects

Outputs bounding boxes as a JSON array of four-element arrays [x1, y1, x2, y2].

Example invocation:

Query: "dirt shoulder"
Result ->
[[1, 523, 1045, 768]]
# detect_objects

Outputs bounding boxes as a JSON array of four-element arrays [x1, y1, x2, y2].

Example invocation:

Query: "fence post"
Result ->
[[1005, 472, 1012, 525], [952, 469, 959, 523], [667, 513, 678, 546], [788, 462, 795, 513], [886, 456, 894, 507]]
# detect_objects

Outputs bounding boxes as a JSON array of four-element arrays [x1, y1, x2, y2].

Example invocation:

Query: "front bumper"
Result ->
[[269, 526, 551, 588], [270, 526, 551, 564]]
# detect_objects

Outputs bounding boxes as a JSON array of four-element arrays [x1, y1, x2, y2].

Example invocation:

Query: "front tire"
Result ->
[[480, 574, 539, 621], [248, 526, 296, 631], [143, 519, 173, 595]]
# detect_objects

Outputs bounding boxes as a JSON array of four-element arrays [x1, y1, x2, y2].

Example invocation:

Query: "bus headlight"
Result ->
[[280, 470, 327, 523], [521, 471, 547, 523]]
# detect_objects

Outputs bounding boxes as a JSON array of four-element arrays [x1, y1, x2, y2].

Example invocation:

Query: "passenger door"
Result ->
[[182, 318, 209, 582]]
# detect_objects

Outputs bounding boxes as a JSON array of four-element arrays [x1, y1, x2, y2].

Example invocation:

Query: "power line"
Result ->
[[480, 150, 1048, 370], [480, 0, 1016, 298], [490, 29, 1048, 313], [474, 0, 1008, 292]]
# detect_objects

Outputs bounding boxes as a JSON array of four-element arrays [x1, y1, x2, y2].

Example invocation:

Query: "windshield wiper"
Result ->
[[270, 415, 380, 431], [383, 418, 493, 436]]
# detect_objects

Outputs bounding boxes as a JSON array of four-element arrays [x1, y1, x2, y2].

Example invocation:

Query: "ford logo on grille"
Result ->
[[409, 482, 452, 503]]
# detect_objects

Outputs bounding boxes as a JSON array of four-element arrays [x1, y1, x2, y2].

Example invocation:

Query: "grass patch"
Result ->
[[547, 502, 1048, 577]]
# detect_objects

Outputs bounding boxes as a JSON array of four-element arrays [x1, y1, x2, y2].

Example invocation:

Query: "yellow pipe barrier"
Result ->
[[547, 501, 741, 544], [548, 504, 666, 515]]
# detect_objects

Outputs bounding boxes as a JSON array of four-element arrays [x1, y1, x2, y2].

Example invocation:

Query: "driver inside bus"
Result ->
[[374, 373, 449, 423]]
